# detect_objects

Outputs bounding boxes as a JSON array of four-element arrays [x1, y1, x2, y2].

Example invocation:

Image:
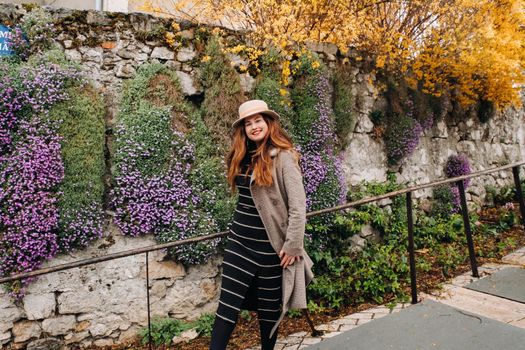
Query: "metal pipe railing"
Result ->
[[2, 161, 523, 285], [1, 160, 525, 347]]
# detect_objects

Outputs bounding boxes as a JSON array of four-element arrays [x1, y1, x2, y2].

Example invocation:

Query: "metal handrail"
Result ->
[[1, 161, 523, 285], [1, 160, 525, 349], [1, 160, 522, 285]]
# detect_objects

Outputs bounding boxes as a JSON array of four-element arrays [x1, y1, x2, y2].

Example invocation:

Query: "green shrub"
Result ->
[[193, 313, 215, 337], [477, 99, 495, 123], [332, 65, 355, 150], [200, 36, 244, 151], [431, 185, 457, 218], [253, 75, 295, 134], [112, 63, 233, 264], [119, 63, 186, 115], [186, 106, 235, 232], [435, 244, 465, 278], [369, 110, 385, 126], [290, 74, 320, 146], [19, 7, 57, 55], [48, 85, 106, 251], [485, 184, 519, 205], [114, 103, 173, 177], [414, 214, 464, 247], [307, 242, 409, 308], [139, 317, 193, 346]]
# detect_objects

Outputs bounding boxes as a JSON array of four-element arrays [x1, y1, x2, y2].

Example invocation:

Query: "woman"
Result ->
[[209, 100, 314, 350]]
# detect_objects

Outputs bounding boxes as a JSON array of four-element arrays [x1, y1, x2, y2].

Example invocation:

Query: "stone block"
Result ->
[[0, 305, 23, 332], [58, 290, 103, 314], [116, 49, 134, 59], [151, 47, 175, 60], [118, 325, 142, 342], [227, 53, 249, 67], [88, 314, 123, 337], [350, 234, 367, 252], [354, 114, 374, 133], [344, 134, 387, 183], [177, 46, 197, 62], [141, 45, 152, 54], [179, 29, 194, 40], [86, 11, 111, 25], [166, 60, 182, 70], [115, 63, 136, 78], [13, 320, 41, 343], [359, 224, 380, 243], [42, 315, 76, 336], [240, 73, 256, 93], [172, 328, 198, 344], [26, 338, 64, 350], [64, 331, 90, 345], [135, 52, 149, 61], [175, 71, 202, 96], [75, 321, 90, 332], [64, 49, 82, 62], [23, 293, 56, 320], [83, 48, 103, 63], [93, 338, 114, 347], [0, 331, 11, 343]]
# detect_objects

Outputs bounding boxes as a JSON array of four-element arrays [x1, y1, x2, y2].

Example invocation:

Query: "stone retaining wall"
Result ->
[[1, 224, 222, 349], [0, 4, 524, 349]]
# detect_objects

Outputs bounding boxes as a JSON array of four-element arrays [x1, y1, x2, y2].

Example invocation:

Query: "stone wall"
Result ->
[[1, 224, 222, 349], [343, 81, 525, 201], [0, 4, 524, 349]]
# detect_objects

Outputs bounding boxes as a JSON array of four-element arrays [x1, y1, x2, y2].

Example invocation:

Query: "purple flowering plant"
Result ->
[[112, 65, 227, 264], [432, 154, 472, 217], [446, 153, 472, 187], [290, 56, 347, 247], [0, 54, 101, 300], [292, 67, 346, 212], [385, 97, 434, 166]]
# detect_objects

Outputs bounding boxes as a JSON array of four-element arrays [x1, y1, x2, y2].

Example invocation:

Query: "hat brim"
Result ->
[[232, 110, 280, 128]]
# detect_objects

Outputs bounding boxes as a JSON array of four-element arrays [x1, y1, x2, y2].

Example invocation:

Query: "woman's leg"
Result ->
[[210, 249, 256, 350], [256, 265, 282, 350], [259, 320, 279, 350], [209, 316, 236, 350]]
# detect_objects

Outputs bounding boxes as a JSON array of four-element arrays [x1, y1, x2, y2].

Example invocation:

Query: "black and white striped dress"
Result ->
[[215, 164, 283, 326]]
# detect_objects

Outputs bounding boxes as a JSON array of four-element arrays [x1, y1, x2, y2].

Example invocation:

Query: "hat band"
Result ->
[[240, 106, 268, 119]]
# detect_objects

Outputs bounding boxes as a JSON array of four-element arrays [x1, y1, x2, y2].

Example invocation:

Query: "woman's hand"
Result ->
[[279, 250, 300, 269]]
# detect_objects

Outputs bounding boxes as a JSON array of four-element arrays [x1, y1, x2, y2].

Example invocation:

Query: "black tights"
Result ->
[[209, 316, 279, 350]]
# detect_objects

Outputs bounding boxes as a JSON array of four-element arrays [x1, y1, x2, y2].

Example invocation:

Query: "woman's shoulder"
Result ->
[[272, 147, 300, 165]]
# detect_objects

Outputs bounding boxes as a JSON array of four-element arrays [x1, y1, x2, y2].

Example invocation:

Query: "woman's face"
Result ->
[[244, 113, 268, 145]]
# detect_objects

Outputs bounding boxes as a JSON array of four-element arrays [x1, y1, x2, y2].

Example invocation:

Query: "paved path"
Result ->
[[246, 246, 525, 350]]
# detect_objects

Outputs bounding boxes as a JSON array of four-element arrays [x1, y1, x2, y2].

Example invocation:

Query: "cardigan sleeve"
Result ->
[[280, 150, 307, 256]]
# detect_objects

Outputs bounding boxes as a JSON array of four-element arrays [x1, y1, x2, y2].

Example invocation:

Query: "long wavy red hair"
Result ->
[[226, 115, 298, 191]]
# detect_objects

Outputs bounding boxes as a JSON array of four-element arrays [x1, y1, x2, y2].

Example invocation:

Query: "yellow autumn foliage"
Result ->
[[143, 0, 525, 109]]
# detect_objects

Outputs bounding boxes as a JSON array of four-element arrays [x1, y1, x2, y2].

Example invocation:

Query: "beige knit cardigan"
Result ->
[[249, 147, 314, 337]]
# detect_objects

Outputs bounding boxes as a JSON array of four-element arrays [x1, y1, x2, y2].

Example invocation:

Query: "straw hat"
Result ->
[[232, 100, 280, 128]]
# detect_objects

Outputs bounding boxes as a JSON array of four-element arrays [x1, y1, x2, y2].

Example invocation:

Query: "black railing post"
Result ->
[[457, 180, 479, 278], [406, 192, 418, 304], [146, 252, 152, 350], [512, 166, 525, 230]]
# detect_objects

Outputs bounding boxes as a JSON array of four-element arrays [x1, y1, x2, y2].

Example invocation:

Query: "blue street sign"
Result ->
[[0, 25, 15, 56]]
